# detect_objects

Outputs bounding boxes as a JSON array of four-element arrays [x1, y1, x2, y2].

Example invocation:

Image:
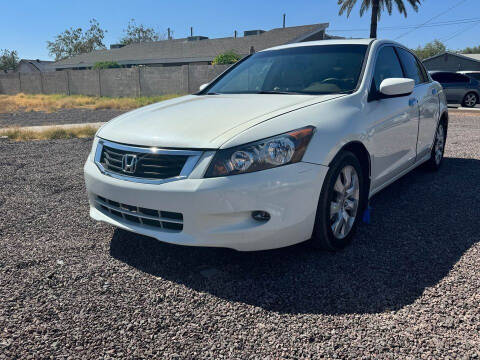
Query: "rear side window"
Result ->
[[466, 73, 480, 81], [396, 48, 426, 85], [455, 74, 472, 83], [432, 72, 471, 83], [373, 46, 404, 92], [431, 73, 450, 83]]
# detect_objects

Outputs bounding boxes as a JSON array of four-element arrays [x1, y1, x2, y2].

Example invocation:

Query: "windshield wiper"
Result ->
[[203, 90, 305, 95], [255, 90, 299, 95]]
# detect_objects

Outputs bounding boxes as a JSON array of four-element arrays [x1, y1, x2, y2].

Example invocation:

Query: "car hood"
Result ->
[[97, 93, 344, 148]]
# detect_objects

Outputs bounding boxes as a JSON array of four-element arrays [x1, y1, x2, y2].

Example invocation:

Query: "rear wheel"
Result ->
[[462, 92, 478, 108], [311, 151, 366, 251]]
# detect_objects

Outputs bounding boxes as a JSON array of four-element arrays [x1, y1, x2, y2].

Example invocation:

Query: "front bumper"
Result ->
[[84, 158, 328, 251]]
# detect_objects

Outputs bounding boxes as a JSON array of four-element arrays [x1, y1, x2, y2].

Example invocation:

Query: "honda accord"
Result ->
[[84, 39, 448, 251]]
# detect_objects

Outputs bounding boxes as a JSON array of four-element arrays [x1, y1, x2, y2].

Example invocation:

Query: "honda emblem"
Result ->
[[122, 154, 138, 174]]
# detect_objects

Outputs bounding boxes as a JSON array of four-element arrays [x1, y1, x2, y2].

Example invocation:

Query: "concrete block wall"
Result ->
[[188, 65, 229, 93], [42, 71, 68, 94], [69, 70, 100, 96], [0, 64, 232, 97], [100, 68, 139, 97], [139, 66, 187, 96], [19, 73, 43, 94], [0, 73, 21, 94]]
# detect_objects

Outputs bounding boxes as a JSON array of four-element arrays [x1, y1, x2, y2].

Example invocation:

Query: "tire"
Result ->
[[311, 151, 366, 251], [462, 92, 478, 108], [424, 120, 447, 171]]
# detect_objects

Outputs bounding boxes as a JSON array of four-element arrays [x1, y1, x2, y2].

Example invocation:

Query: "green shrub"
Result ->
[[93, 61, 121, 69], [212, 50, 241, 65]]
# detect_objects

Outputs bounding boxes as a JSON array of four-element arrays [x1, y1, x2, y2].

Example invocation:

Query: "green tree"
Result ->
[[0, 49, 19, 71], [338, 0, 422, 38], [463, 45, 480, 54], [120, 19, 162, 45], [413, 40, 446, 60], [212, 50, 241, 65], [93, 61, 121, 69], [47, 19, 106, 61]]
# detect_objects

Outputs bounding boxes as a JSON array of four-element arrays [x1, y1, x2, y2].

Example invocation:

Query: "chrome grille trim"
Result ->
[[94, 195, 183, 232], [94, 139, 202, 185]]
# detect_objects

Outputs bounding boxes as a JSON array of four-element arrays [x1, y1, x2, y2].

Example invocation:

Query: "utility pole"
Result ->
[[283, 13, 286, 28]]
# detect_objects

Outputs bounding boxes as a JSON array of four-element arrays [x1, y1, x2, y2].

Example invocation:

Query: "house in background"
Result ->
[[53, 23, 341, 70], [423, 52, 480, 72], [16, 59, 54, 73]]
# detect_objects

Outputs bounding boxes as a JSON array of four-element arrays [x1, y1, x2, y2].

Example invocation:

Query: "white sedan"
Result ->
[[84, 39, 448, 251]]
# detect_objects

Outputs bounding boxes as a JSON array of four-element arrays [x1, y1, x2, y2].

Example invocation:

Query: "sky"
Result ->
[[1, 0, 479, 60]]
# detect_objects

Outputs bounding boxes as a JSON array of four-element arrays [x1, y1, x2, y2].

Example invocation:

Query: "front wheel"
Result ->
[[462, 92, 478, 108], [424, 121, 446, 171], [311, 151, 366, 251]]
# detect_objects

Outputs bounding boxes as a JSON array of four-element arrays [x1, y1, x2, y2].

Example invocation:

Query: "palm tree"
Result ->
[[338, 0, 422, 38]]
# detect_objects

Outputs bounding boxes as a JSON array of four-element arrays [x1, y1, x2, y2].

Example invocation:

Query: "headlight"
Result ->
[[204, 126, 315, 178], [89, 136, 100, 161]]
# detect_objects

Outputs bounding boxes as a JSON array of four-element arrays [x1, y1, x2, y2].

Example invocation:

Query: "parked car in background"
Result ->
[[458, 70, 480, 82], [85, 39, 448, 252], [430, 71, 480, 107]]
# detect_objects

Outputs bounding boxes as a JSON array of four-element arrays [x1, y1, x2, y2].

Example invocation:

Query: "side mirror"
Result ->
[[379, 78, 415, 97], [199, 83, 209, 91]]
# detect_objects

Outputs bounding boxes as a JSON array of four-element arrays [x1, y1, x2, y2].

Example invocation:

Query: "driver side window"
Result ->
[[373, 47, 404, 92]]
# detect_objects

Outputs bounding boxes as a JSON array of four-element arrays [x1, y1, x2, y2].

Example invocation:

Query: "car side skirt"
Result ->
[[369, 152, 431, 198]]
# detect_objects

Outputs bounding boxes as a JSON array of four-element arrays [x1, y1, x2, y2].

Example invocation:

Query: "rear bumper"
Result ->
[[84, 159, 328, 251]]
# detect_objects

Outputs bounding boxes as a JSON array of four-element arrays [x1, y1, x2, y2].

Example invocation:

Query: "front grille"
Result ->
[[95, 195, 183, 232], [94, 140, 203, 185], [99, 144, 188, 180]]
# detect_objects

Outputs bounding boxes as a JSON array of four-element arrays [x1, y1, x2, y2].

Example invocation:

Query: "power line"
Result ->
[[327, 17, 480, 32], [395, 0, 469, 40], [441, 21, 480, 42]]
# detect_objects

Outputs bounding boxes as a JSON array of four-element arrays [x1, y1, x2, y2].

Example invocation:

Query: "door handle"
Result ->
[[409, 98, 418, 107]]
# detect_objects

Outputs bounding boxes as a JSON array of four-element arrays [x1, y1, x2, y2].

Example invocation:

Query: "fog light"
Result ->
[[251, 211, 270, 222]]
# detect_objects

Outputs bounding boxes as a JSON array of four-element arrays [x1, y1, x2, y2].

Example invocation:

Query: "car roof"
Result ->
[[261, 38, 382, 52], [429, 71, 457, 74]]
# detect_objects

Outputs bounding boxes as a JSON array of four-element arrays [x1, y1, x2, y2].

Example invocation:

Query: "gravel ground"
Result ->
[[0, 109, 126, 128], [0, 112, 479, 359]]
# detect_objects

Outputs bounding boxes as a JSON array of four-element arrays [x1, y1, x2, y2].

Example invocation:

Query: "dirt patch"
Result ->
[[0, 113, 479, 358], [0, 108, 126, 128]]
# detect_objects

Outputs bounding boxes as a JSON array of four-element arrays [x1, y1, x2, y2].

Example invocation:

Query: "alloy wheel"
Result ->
[[464, 93, 477, 107], [330, 165, 360, 240], [435, 124, 445, 165]]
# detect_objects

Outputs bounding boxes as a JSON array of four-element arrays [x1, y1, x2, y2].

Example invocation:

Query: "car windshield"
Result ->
[[205, 44, 368, 95]]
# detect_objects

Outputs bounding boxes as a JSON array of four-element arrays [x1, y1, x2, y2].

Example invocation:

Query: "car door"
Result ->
[[396, 47, 439, 160], [434, 73, 469, 103], [448, 73, 471, 103], [431, 72, 457, 103], [366, 45, 419, 189]]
